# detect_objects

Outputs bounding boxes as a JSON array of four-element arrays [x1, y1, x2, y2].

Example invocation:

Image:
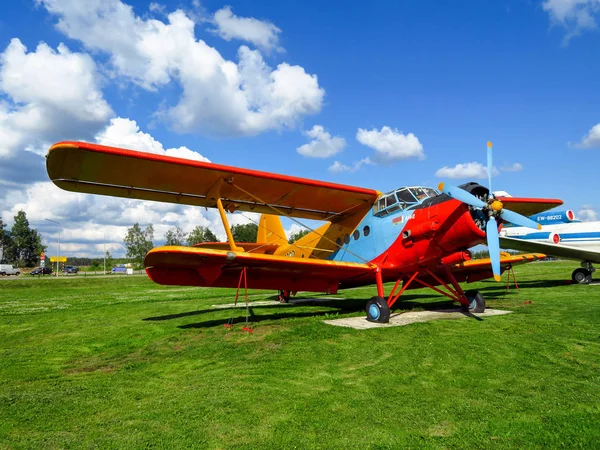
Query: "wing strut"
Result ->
[[217, 197, 244, 252], [209, 177, 244, 252]]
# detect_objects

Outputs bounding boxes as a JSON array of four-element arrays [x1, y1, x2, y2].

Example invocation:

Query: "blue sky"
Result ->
[[0, 0, 599, 257]]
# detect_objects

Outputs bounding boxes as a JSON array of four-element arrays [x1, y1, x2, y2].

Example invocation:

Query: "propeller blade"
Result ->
[[500, 209, 542, 230], [486, 216, 501, 282], [487, 141, 493, 193], [438, 183, 486, 208]]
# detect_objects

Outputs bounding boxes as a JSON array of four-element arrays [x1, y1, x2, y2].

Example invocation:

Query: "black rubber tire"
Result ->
[[572, 268, 591, 285], [461, 290, 486, 313], [365, 296, 390, 323]]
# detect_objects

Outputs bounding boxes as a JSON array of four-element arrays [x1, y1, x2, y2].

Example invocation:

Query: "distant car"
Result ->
[[30, 267, 53, 276], [63, 265, 79, 274], [0, 264, 20, 276], [111, 265, 127, 273]]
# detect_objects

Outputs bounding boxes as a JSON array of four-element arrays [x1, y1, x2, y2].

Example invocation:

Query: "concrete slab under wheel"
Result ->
[[324, 308, 513, 330]]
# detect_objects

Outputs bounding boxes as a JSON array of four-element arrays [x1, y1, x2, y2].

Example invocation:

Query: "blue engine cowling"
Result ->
[[529, 210, 577, 225]]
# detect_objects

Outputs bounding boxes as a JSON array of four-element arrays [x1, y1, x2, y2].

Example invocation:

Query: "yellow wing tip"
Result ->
[[487, 141, 493, 148], [49, 142, 78, 151], [494, 274, 501, 282]]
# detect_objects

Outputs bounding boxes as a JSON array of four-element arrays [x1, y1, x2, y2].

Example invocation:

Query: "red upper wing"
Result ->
[[47, 141, 380, 223]]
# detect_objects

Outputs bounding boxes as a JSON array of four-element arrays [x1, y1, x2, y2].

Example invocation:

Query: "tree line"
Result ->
[[123, 223, 261, 263], [0, 214, 309, 268], [0, 211, 46, 267], [124, 222, 308, 264]]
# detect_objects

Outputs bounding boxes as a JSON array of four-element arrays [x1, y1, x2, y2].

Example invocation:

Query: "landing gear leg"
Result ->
[[278, 290, 291, 303], [461, 290, 486, 313], [364, 268, 391, 323]]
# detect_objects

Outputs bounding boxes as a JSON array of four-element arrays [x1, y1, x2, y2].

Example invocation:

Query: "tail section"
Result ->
[[288, 223, 332, 258], [258, 214, 332, 260], [257, 214, 288, 245]]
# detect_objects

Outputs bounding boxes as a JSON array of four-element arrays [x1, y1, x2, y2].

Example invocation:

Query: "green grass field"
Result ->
[[1, 261, 599, 449]]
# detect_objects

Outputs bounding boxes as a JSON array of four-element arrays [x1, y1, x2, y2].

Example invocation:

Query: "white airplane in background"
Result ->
[[498, 205, 600, 284]]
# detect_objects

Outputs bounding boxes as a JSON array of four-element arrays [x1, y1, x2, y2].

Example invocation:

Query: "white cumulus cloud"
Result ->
[[285, 223, 307, 241], [0, 38, 113, 158], [212, 6, 282, 53], [573, 123, 600, 148], [500, 162, 523, 172], [38, 0, 324, 137], [356, 126, 424, 163], [296, 125, 346, 158], [435, 161, 507, 179], [578, 206, 597, 221], [328, 157, 372, 173], [435, 162, 489, 179], [543, 0, 600, 43], [96, 118, 210, 162], [2, 179, 257, 258]]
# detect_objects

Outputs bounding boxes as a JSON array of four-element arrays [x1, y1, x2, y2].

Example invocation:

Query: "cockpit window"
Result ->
[[396, 188, 417, 204], [422, 188, 439, 198], [374, 186, 441, 216], [374, 193, 399, 216], [385, 195, 397, 208], [411, 187, 429, 200]]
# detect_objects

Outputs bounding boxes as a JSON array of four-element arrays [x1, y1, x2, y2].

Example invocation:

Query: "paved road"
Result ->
[[0, 273, 148, 281]]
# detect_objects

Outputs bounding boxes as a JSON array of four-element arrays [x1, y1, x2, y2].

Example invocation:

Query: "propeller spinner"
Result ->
[[438, 142, 541, 281]]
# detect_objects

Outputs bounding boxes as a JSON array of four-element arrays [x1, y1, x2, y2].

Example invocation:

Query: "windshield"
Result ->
[[373, 186, 440, 216], [396, 189, 417, 204]]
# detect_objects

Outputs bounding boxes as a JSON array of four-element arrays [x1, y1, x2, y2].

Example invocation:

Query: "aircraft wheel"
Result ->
[[461, 290, 486, 313], [366, 296, 390, 323], [278, 290, 290, 303], [572, 268, 592, 285]]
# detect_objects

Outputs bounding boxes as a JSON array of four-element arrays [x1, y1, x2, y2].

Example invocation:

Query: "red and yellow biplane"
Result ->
[[46, 141, 562, 323]]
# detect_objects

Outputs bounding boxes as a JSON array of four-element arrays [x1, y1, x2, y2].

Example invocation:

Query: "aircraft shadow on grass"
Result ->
[[504, 279, 573, 289], [143, 278, 571, 328], [473, 278, 571, 300], [142, 294, 472, 329]]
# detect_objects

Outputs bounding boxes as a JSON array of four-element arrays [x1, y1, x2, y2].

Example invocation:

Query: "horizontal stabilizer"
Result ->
[[495, 196, 563, 217]]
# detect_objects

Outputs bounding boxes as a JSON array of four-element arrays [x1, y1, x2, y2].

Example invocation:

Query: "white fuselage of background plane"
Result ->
[[500, 221, 600, 253]]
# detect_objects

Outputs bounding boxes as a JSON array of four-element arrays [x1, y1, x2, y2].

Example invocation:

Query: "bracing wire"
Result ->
[[229, 182, 374, 266]]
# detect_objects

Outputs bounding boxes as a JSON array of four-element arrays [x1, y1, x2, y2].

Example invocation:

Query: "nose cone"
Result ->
[[491, 200, 503, 212]]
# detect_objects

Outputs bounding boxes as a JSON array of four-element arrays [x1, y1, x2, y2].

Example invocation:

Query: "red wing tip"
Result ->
[[500, 197, 564, 204]]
